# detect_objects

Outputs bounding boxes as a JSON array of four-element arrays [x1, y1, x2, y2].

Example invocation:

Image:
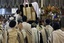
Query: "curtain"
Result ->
[[0, 0, 63, 8]]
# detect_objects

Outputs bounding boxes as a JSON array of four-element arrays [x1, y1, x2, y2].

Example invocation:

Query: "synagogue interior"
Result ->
[[0, 0, 64, 43]]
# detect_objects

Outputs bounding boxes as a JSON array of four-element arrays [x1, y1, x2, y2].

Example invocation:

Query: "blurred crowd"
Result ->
[[0, 9, 63, 43]]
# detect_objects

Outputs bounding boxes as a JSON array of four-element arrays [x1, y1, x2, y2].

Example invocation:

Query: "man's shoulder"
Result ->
[[52, 29, 61, 34], [22, 22, 31, 27]]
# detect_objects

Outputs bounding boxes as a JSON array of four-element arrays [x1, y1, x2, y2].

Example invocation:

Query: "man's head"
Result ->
[[16, 9, 20, 14], [22, 16, 27, 22], [45, 19, 51, 25], [9, 20, 16, 28], [53, 22, 60, 30]]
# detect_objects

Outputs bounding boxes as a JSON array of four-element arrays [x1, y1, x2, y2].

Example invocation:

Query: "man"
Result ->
[[5, 17, 14, 30], [49, 17, 64, 43], [22, 16, 32, 43], [14, 9, 22, 24], [39, 20, 47, 43], [45, 19, 53, 41], [4, 20, 24, 43], [31, 22, 39, 43], [32, 2, 40, 18]]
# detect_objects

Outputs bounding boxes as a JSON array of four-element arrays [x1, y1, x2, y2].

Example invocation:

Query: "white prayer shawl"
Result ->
[[36, 25, 45, 43], [22, 22, 31, 31], [0, 30, 3, 43], [49, 29, 64, 43], [36, 25, 41, 31], [45, 25, 53, 38], [5, 28, 24, 43], [22, 22, 32, 43], [40, 25, 47, 43], [3, 29, 7, 43], [22, 22, 32, 38], [5, 21, 10, 30], [32, 27, 39, 43], [21, 29, 26, 39], [36, 25, 44, 31], [32, 2, 40, 18]]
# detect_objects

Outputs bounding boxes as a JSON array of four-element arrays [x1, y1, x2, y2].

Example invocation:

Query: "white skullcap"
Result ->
[[9, 17, 14, 20]]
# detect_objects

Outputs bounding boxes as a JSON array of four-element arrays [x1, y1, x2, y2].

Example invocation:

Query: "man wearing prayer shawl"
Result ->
[[31, 22, 40, 43], [22, 16, 32, 43], [14, 9, 22, 24], [45, 19, 53, 41], [40, 25, 47, 43], [36, 20, 45, 31], [36, 20, 47, 43], [32, 2, 40, 18], [5, 17, 14, 30], [48, 17, 64, 43], [4, 20, 24, 43], [0, 23, 3, 43]]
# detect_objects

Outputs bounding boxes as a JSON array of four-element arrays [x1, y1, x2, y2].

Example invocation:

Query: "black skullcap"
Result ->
[[9, 20, 16, 28], [25, 4, 28, 7], [22, 16, 27, 22], [45, 19, 51, 25], [16, 9, 20, 14], [29, 4, 32, 7], [53, 22, 60, 30]]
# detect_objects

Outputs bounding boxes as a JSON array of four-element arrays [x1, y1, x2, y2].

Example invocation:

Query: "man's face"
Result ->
[[18, 23, 23, 30]]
